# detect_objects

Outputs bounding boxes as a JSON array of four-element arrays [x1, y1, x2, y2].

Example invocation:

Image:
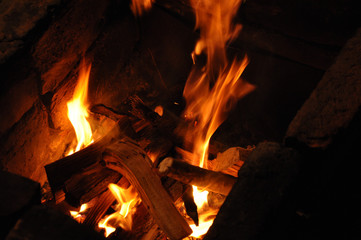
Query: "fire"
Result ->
[[70, 203, 89, 223], [98, 184, 141, 237], [130, 0, 153, 16], [66, 61, 93, 155], [183, 0, 255, 237]]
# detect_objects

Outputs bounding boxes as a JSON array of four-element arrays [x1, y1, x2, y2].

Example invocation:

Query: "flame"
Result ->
[[66, 61, 93, 155], [70, 203, 89, 223], [98, 184, 141, 237], [130, 0, 153, 16], [183, 0, 255, 237], [154, 105, 164, 117]]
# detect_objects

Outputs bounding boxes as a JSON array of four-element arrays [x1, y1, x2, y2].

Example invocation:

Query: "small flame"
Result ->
[[70, 203, 89, 223], [183, 0, 255, 237], [66, 61, 93, 155], [154, 105, 164, 117], [130, 0, 153, 16], [98, 184, 141, 237]]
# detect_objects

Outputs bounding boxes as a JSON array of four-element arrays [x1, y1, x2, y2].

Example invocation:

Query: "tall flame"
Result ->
[[66, 61, 93, 155], [183, 0, 255, 237], [98, 184, 141, 237]]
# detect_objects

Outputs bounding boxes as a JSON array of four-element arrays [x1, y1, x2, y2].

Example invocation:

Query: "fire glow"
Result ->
[[66, 61, 93, 156], [183, 0, 255, 237], [98, 184, 141, 237]]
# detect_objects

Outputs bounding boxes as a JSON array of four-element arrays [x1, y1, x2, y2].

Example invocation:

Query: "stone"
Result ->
[[0, 0, 60, 63], [205, 142, 300, 240], [286, 28, 361, 149]]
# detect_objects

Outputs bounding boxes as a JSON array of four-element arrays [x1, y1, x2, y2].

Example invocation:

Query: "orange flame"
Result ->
[[66, 61, 93, 155], [130, 0, 153, 16], [70, 203, 89, 223], [183, 0, 255, 237], [98, 184, 141, 237]]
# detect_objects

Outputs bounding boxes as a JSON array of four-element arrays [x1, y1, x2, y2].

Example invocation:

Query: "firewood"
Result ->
[[102, 139, 192, 240], [83, 177, 130, 227], [182, 186, 199, 226], [45, 117, 132, 197], [64, 164, 122, 207], [158, 157, 237, 196], [209, 146, 254, 177]]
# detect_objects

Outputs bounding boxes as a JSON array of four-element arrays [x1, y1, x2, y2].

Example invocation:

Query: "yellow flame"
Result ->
[[70, 203, 89, 223], [183, 0, 255, 237], [98, 184, 141, 237], [66, 61, 93, 155]]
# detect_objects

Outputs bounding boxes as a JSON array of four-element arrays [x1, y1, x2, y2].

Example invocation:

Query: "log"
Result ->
[[45, 117, 132, 197], [83, 177, 130, 227], [209, 146, 254, 177], [103, 139, 192, 240], [64, 165, 122, 207], [158, 157, 237, 196]]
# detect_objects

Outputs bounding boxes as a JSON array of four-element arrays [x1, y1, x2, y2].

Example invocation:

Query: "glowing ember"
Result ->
[[183, 0, 255, 237], [66, 60, 93, 156], [98, 184, 141, 237]]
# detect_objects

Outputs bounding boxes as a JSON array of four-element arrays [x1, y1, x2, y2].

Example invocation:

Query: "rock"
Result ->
[[0, 171, 40, 239], [5, 205, 105, 240], [0, 0, 60, 63], [205, 142, 300, 240], [286, 28, 361, 149], [0, 100, 71, 184], [32, 0, 111, 95]]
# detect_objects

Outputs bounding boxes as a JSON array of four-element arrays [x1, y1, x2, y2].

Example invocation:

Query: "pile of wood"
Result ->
[[44, 96, 251, 239]]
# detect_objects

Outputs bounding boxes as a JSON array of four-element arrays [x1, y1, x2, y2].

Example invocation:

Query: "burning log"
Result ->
[[45, 117, 132, 198], [209, 146, 255, 177], [64, 165, 122, 207], [83, 177, 130, 227], [158, 157, 237, 196], [102, 139, 192, 240]]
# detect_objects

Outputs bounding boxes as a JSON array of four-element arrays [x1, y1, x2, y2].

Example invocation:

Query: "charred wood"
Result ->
[[182, 186, 199, 226], [64, 165, 122, 207], [83, 177, 130, 227]]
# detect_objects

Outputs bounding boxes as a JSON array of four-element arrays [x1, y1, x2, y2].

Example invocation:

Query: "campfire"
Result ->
[[1, 0, 360, 239], [43, 0, 255, 238]]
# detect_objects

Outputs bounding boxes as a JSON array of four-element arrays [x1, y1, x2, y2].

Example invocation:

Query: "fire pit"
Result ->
[[1, 0, 360, 239]]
